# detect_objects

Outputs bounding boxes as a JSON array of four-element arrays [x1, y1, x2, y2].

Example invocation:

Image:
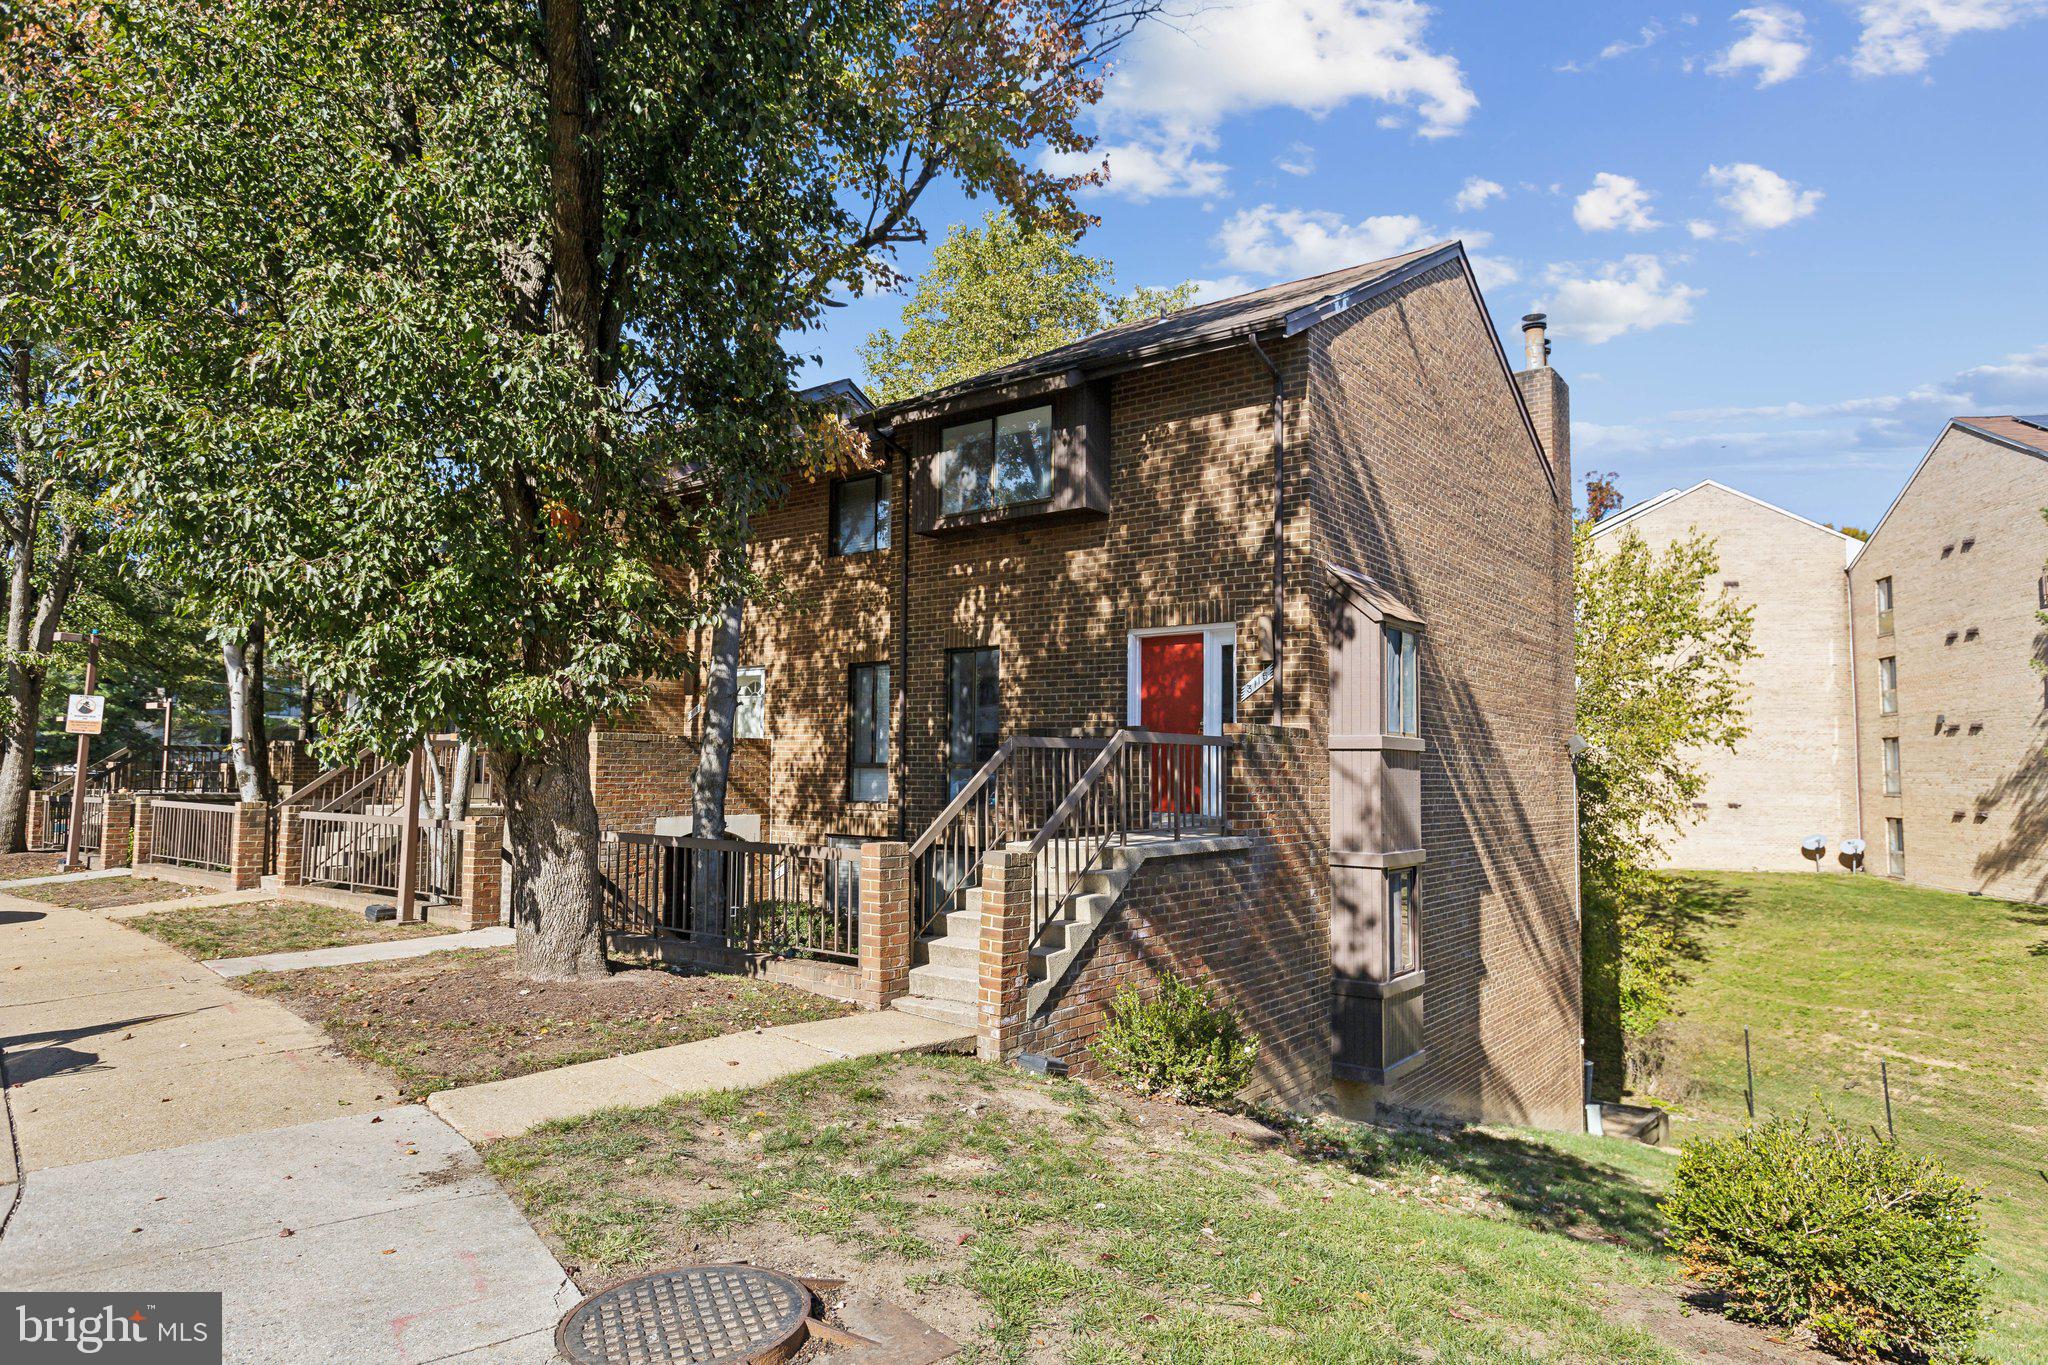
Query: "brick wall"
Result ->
[[1848, 424, 2048, 902], [1595, 483, 1858, 871], [1303, 261, 1582, 1128]]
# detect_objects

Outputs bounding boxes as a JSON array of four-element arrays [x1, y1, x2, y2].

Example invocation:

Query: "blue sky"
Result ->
[[796, 0, 2048, 529]]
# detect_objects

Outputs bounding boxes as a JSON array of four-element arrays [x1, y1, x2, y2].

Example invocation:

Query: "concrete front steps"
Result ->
[[898, 834, 1249, 1025]]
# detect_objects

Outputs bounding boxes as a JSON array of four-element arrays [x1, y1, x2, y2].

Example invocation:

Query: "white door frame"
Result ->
[[1125, 623, 1236, 735]]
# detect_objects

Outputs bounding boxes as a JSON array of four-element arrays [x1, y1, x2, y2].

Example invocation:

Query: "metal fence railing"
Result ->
[[299, 810, 462, 901], [37, 793, 105, 855], [149, 798, 236, 871], [600, 833, 859, 964]]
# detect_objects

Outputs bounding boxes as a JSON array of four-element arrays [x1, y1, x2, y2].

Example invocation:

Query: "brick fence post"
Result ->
[[132, 797, 155, 868], [277, 803, 304, 887], [856, 841, 911, 1009], [458, 806, 506, 929], [101, 795, 134, 869], [230, 801, 267, 890], [977, 848, 1034, 1061]]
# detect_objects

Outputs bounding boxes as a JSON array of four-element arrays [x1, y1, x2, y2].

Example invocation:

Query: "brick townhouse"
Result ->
[[1595, 416, 2048, 905], [597, 241, 1585, 1127]]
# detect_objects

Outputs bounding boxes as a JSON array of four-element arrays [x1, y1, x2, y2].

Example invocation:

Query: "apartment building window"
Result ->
[[1387, 867, 1421, 978], [826, 834, 862, 914], [830, 473, 891, 555], [735, 667, 767, 740], [1886, 817, 1905, 878], [947, 647, 1001, 797], [1882, 736, 1901, 796], [848, 663, 891, 802], [1878, 656, 1898, 716], [1875, 577, 1894, 636], [938, 406, 1053, 516], [1383, 625, 1419, 736]]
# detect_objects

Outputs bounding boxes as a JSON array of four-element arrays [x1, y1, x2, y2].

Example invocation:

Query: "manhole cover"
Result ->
[[555, 1264, 814, 1364]]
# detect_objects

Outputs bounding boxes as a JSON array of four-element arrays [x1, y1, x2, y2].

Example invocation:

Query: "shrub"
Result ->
[[1092, 974, 1257, 1106], [1661, 1114, 1986, 1362]]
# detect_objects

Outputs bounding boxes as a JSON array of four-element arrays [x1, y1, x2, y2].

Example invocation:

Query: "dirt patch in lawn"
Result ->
[[7, 875, 201, 911], [129, 898, 451, 960], [487, 1054, 1820, 1364], [240, 947, 853, 1098], [0, 851, 66, 882]]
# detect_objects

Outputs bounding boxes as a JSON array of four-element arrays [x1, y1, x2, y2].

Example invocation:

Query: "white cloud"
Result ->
[[1535, 255, 1702, 343], [1705, 162, 1822, 229], [1044, 136, 1229, 201], [1452, 176, 1505, 211], [1058, 1, 1475, 198], [1276, 142, 1317, 177], [1215, 206, 1438, 277], [1851, 0, 2048, 75], [1687, 218, 1720, 239], [1954, 343, 2048, 406], [1188, 275, 1262, 304], [1573, 173, 1661, 232], [1469, 254, 1520, 290], [1708, 6, 1812, 86], [1557, 19, 1668, 71]]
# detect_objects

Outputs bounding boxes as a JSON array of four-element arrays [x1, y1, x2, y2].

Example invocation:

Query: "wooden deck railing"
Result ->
[[149, 798, 236, 871], [600, 833, 859, 963], [299, 810, 462, 899]]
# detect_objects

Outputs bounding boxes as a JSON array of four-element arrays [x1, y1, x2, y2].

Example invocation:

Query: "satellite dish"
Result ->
[[1842, 839, 1866, 856], [1802, 835, 1827, 853]]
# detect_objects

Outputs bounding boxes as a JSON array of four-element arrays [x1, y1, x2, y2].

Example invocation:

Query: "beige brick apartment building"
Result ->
[[596, 242, 1586, 1127], [1596, 416, 2048, 904], [1590, 482, 1858, 872]]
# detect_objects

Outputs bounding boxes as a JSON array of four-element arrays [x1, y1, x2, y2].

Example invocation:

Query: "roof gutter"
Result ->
[[1247, 333, 1287, 727]]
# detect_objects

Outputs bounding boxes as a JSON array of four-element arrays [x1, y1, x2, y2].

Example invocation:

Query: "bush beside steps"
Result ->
[[1093, 973, 1257, 1108]]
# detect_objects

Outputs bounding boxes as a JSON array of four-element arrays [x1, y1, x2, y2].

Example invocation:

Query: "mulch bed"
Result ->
[[240, 947, 855, 1097]]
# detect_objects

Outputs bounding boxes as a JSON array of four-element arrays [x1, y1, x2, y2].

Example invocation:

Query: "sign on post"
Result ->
[[64, 693, 105, 735]]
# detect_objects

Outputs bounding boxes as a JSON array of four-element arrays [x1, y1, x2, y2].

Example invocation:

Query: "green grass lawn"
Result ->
[[130, 898, 451, 960], [489, 1055, 1786, 1364], [1639, 871, 2048, 1362]]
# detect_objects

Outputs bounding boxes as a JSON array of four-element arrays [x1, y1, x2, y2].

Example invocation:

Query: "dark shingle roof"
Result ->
[[866, 241, 1461, 422]]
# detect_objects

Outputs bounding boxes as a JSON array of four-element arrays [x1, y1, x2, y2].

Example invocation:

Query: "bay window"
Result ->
[[938, 406, 1053, 516], [1383, 625, 1419, 737]]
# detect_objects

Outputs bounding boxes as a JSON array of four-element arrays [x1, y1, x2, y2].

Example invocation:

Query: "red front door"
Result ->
[[1140, 633, 1203, 813]]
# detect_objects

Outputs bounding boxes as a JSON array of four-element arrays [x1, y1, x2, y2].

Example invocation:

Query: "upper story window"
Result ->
[[848, 663, 891, 803], [831, 473, 891, 556], [735, 666, 767, 740], [938, 406, 1053, 516], [1875, 577, 1894, 637], [1382, 625, 1419, 736], [1882, 736, 1901, 795], [1878, 656, 1898, 716]]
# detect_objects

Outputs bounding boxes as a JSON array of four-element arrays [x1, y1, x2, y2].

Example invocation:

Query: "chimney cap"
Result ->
[[1520, 312, 1548, 330]]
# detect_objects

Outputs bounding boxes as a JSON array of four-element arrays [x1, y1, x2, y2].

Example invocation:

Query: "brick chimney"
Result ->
[[1513, 312, 1570, 490]]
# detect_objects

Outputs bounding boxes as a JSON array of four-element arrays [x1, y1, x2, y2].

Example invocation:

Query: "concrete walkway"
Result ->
[[428, 1007, 975, 1143], [0, 893, 575, 1361], [207, 926, 515, 978]]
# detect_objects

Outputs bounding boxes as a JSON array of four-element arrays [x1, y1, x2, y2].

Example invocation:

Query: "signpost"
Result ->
[[55, 630, 100, 871]]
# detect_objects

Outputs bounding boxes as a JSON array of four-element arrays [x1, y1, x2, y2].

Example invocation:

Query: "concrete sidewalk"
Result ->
[[429, 1007, 974, 1143], [0, 1106, 575, 1363], [206, 926, 515, 978], [0, 891, 389, 1169]]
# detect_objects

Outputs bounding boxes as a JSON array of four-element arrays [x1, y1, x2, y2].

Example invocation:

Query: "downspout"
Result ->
[[1246, 335, 1286, 726], [1844, 562, 1865, 859]]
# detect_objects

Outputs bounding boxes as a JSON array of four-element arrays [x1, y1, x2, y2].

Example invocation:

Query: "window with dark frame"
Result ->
[[848, 663, 891, 802], [1383, 625, 1419, 736], [946, 648, 1001, 797], [830, 473, 891, 556], [937, 406, 1053, 516], [1388, 867, 1419, 977], [826, 834, 863, 916], [1878, 656, 1898, 715]]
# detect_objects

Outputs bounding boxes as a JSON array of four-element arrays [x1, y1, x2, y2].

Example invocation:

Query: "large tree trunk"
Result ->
[[491, 728, 608, 980], [448, 736, 476, 820], [223, 617, 274, 804], [690, 596, 744, 934], [0, 673, 45, 851]]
